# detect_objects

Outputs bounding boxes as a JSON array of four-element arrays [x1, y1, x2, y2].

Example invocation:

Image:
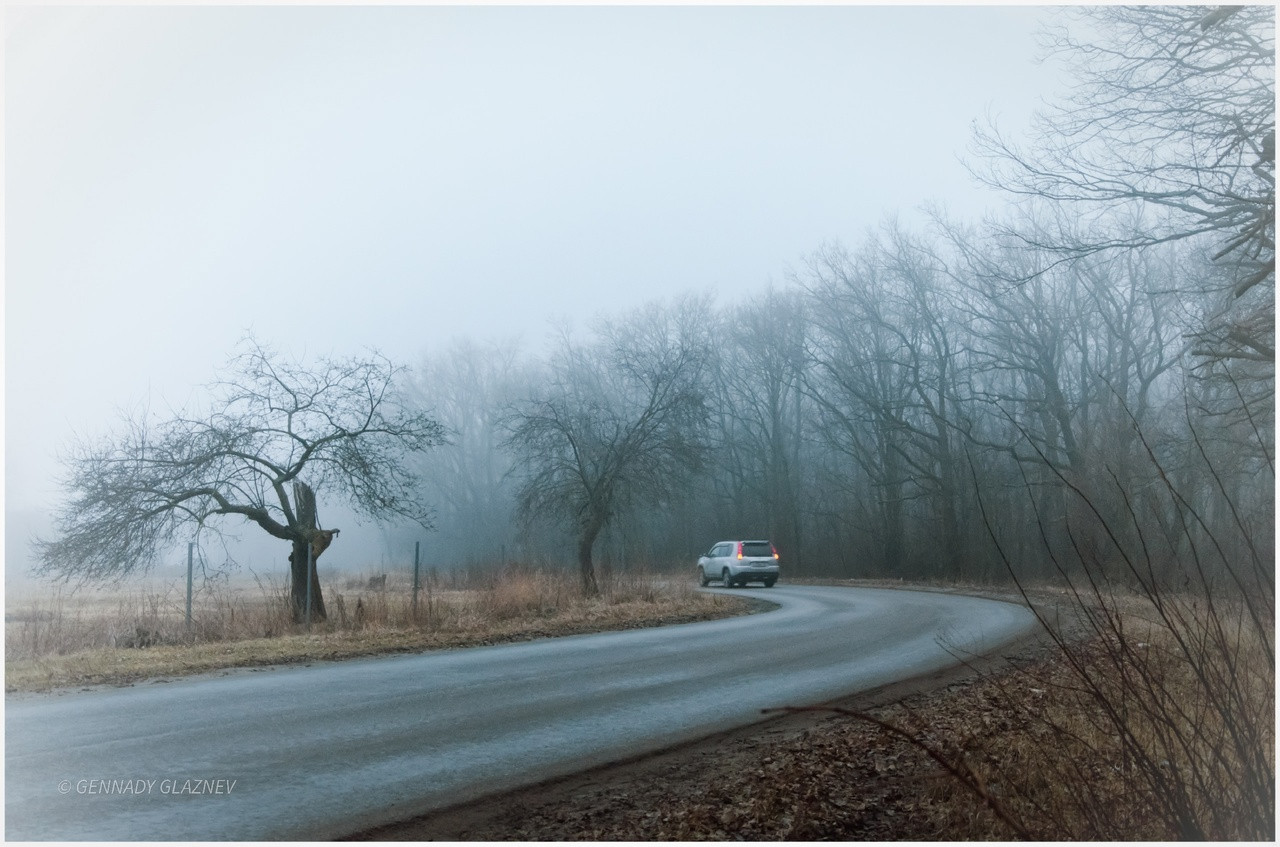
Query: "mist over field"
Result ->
[[7, 4, 1062, 586]]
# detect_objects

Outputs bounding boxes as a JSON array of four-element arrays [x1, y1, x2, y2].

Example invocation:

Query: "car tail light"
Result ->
[[771, 543, 780, 559], [736, 542, 743, 559]]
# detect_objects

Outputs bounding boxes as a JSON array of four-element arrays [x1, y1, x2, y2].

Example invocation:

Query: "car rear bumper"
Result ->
[[726, 564, 780, 582]]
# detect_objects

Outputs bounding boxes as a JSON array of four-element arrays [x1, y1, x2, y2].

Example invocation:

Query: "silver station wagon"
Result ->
[[697, 540, 780, 588]]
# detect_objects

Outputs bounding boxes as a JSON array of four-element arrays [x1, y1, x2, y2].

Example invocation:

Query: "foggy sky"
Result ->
[[5, 4, 1062, 574]]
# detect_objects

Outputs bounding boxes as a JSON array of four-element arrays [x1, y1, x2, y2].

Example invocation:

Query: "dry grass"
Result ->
[[1003, 595, 1273, 839], [5, 566, 755, 693]]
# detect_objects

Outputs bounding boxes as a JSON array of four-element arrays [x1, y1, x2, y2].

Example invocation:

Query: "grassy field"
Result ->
[[5, 566, 757, 693]]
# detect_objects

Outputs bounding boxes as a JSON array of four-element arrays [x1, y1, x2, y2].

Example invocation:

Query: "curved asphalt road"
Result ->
[[6, 585, 1036, 840]]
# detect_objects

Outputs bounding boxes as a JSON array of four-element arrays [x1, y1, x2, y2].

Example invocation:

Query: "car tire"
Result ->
[[722, 568, 734, 588], [699, 567, 711, 587], [764, 578, 776, 588]]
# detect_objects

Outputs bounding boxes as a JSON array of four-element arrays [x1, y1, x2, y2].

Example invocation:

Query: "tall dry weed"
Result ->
[[7, 561, 715, 670], [880, 419, 1275, 839]]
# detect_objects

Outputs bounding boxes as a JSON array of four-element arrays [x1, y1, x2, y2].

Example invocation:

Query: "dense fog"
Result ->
[[16, 6, 1273, 596], [392, 5, 1274, 590]]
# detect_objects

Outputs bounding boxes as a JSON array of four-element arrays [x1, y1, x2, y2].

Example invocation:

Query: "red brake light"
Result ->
[[736, 542, 743, 560], [772, 543, 780, 559]]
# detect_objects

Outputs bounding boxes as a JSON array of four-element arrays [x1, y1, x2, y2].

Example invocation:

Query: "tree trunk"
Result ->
[[289, 539, 328, 623], [289, 481, 328, 623], [577, 514, 604, 597]]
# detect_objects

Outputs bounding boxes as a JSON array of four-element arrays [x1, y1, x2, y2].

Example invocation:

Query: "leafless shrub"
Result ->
[[812, 413, 1274, 839]]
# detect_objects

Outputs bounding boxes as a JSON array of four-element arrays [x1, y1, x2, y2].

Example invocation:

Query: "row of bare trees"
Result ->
[[401, 211, 1268, 596], [401, 6, 1271, 599]]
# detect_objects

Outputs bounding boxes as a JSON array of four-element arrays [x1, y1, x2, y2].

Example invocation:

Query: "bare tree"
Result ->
[[36, 338, 447, 621], [505, 299, 712, 595], [406, 338, 531, 566], [939, 212, 1195, 575], [803, 241, 915, 575], [972, 5, 1274, 366], [706, 287, 810, 570], [869, 225, 977, 577]]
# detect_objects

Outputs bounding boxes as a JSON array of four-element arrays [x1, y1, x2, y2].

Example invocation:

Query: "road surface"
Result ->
[[6, 585, 1036, 840]]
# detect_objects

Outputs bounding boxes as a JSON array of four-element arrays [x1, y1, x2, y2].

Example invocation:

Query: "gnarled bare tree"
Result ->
[[36, 337, 447, 621]]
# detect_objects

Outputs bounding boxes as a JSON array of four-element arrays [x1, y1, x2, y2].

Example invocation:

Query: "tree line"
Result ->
[[405, 5, 1274, 595], [404, 216, 1269, 591], [36, 6, 1272, 612]]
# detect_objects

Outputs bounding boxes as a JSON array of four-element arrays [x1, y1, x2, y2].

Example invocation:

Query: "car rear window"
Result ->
[[741, 541, 773, 557]]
